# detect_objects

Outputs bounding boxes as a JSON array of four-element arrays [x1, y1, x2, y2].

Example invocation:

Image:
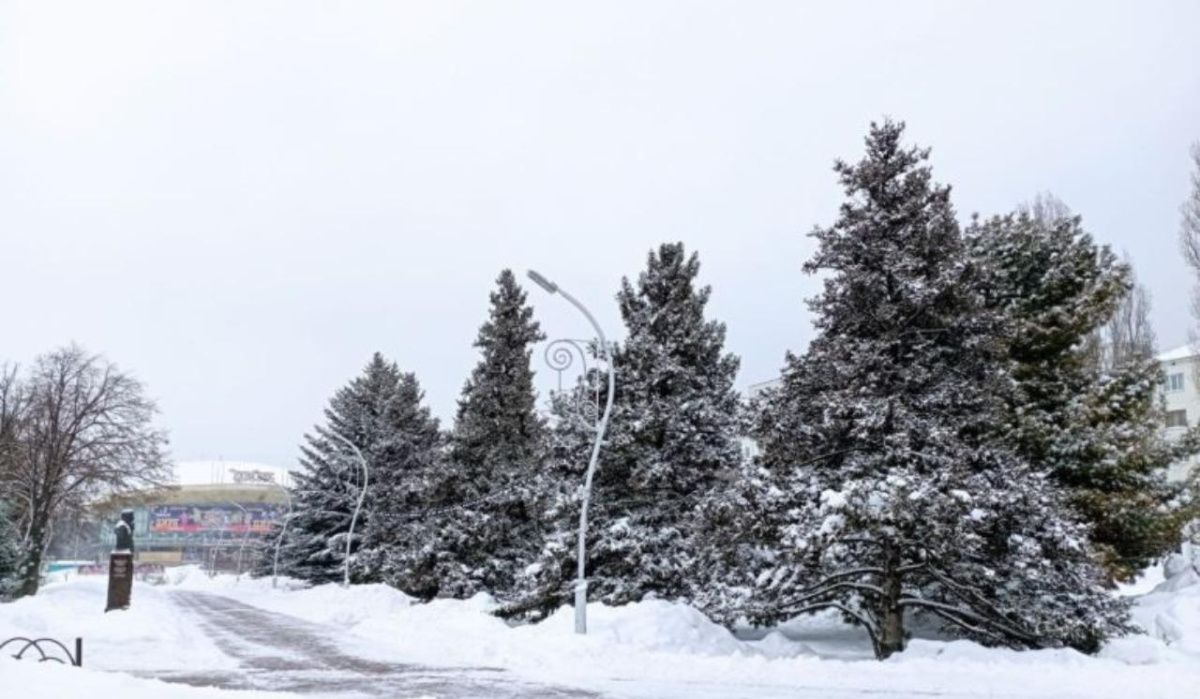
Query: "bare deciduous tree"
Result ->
[[1106, 275, 1156, 366], [1020, 191, 1074, 225], [0, 345, 169, 597], [1093, 257, 1156, 371], [1181, 142, 1200, 330]]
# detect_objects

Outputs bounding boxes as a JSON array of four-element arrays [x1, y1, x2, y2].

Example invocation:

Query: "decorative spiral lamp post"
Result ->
[[527, 270, 615, 634], [329, 430, 369, 589]]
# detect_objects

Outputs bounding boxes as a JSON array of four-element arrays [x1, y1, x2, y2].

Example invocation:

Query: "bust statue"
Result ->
[[115, 509, 135, 553], [114, 521, 133, 552]]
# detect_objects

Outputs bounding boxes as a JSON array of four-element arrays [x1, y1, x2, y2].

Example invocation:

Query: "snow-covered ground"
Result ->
[[0, 573, 290, 699], [3, 554, 1200, 698]]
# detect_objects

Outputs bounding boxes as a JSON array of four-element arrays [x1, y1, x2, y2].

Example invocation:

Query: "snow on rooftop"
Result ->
[[1158, 345, 1199, 363], [746, 378, 783, 398], [171, 460, 295, 488]]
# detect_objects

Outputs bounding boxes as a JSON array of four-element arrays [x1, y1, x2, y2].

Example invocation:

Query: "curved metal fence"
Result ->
[[0, 636, 82, 666]]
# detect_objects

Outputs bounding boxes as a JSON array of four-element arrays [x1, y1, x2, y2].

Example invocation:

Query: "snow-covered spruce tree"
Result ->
[[1069, 350, 1200, 579], [271, 353, 428, 585], [502, 379, 601, 619], [967, 212, 1197, 582], [748, 121, 1130, 659], [430, 269, 546, 599], [0, 500, 21, 600], [355, 369, 444, 594], [518, 244, 743, 613], [677, 426, 768, 624], [0, 374, 22, 599]]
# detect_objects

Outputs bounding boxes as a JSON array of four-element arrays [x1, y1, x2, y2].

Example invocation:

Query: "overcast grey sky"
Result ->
[[2, 1, 1198, 468]]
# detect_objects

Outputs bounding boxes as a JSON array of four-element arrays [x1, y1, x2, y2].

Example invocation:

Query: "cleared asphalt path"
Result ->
[[145, 590, 600, 698]]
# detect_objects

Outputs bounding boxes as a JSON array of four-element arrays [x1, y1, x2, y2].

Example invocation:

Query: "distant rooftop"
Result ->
[[172, 460, 295, 488], [1158, 345, 1198, 363], [746, 378, 783, 399], [104, 482, 291, 508]]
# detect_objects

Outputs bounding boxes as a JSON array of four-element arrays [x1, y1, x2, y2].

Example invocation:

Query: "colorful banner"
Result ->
[[149, 504, 282, 535]]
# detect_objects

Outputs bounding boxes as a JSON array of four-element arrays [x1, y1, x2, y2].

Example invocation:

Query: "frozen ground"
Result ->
[[2, 554, 1199, 699]]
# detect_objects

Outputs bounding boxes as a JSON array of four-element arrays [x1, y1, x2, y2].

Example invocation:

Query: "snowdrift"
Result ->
[[0, 575, 233, 673], [1124, 543, 1200, 658], [2, 555, 1198, 699], [1, 657, 292, 699]]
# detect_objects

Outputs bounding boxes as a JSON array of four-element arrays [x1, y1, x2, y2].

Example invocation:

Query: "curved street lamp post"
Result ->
[[328, 430, 369, 588], [271, 485, 295, 589], [228, 501, 252, 582], [527, 269, 615, 634]]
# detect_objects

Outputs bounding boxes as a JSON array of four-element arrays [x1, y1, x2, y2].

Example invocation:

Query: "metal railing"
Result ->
[[0, 636, 83, 666]]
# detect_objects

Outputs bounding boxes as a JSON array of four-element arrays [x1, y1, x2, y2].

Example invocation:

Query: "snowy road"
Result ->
[[145, 590, 599, 698]]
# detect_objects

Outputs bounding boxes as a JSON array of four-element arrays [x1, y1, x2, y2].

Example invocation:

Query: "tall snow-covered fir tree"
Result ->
[[748, 121, 1130, 659], [271, 353, 433, 585], [430, 269, 547, 599], [503, 377, 603, 619], [968, 211, 1198, 582], [515, 243, 743, 614], [966, 207, 1125, 475], [354, 368, 444, 595]]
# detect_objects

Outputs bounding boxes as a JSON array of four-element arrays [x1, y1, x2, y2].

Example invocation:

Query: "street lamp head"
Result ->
[[527, 269, 559, 294]]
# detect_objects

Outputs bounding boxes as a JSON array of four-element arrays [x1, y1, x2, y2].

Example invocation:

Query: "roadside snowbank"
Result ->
[[167, 565, 414, 627], [174, 563, 1200, 698], [0, 575, 233, 673], [2, 657, 292, 699], [0, 576, 253, 699], [1126, 544, 1200, 658], [532, 598, 756, 656], [3, 557, 1199, 699]]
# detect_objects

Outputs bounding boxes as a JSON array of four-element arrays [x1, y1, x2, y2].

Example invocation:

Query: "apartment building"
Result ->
[[1159, 345, 1200, 483]]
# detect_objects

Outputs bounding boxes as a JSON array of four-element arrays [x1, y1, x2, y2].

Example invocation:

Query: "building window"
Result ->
[[1166, 373, 1185, 393], [1166, 410, 1188, 428]]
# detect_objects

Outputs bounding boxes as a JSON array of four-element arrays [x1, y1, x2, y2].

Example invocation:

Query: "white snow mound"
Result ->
[[530, 599, 747, 656], [1, 657, 293, 699], [1128, 547, 1200, 657]]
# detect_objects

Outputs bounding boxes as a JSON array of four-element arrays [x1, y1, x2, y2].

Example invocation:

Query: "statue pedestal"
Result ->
[[105, 552, 133, 612]]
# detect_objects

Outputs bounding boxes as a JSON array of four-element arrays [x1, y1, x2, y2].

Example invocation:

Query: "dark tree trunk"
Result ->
[[876, 543, 905, 659]]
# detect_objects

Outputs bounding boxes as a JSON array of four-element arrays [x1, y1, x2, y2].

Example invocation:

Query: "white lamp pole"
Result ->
[[228, 501, 251, 582], [271, 485, 294, 589], [328, 429, 369, 588], [527, 270, 615, 634]]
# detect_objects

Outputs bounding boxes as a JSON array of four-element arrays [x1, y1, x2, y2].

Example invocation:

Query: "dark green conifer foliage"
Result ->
[[271, 353, 432, 585], [434, 269, 547, 598], [747, 121, 1130, 659], [519, 244, 743, 613], [503, 380, 600, 619], [356, 370, 444, 594], [968, 213, 1196, 581], [0, 500, 20, 599]]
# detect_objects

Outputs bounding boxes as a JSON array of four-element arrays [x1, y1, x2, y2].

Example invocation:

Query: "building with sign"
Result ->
[[96, 461, 291, 571]]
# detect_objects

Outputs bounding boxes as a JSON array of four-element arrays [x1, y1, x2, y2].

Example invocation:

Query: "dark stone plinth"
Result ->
[[105, 552, 133, 612]]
